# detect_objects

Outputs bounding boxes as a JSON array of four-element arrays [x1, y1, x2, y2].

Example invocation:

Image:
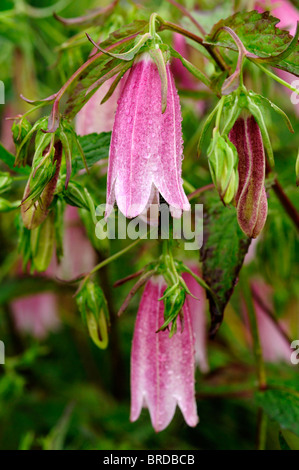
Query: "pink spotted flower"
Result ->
[[130, 271, 207, 432], [106, 53, 190, 219]]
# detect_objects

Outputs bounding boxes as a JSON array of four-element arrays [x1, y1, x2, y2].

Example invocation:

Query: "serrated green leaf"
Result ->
[[200, 190, 251, 335], [64, 20, 148, 119], [206, 11, 299, 76], [73, 132, 111, 170]]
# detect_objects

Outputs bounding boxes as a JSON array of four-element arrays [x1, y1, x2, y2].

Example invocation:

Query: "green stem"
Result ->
[[183, 179, 196, 193], [149, 12, 158, 38], [158, 19, 227, 71], [241, 274, 267, 449], [187, 183, 215, 201], [257, 407, 268, 450], [253, 62, 299, 95], [241, 276, 267, 390], [90, 237, 143, 276]]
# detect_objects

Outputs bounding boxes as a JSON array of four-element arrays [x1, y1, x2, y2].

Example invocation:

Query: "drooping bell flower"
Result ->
[[11, 293, 60, 339], [76, 77, 122, 136], [229, 116, 268, 238], [106, 53, 190, 219], [130, 276, 198, 432]]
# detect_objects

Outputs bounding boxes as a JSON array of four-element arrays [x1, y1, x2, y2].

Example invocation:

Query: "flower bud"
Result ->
[[76, 282, 110, 349], [158, 285, 186, 337], [21, 141, 62, 230], [30, 212, 55, 272], [229, 116, 268, 238], [208, 131, 238, 204], [12, 118, 33, 167]]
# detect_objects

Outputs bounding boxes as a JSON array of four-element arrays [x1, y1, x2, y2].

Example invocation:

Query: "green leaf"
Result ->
[[64, 20, 147, 119], [256, 389, 299, 437], [0, 142, 30, 175], [206, 11, 299, 76], [279, 432, 291, 450], [200, 190, 251, 335], [73, 132, 111, 170]]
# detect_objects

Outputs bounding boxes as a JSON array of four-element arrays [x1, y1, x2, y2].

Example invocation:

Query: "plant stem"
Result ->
[[241, 278, 267, 390], [163, 0, 227, 71], [241, 275, 268, 450], [272, 179, 299, 231], [266, 161, 299, 231], [159, 20, 227, 71], [187, 183, 214, 201], [253, 62, 299, 95], [90, 237, 144, 275], [257, 407, 268, 451]]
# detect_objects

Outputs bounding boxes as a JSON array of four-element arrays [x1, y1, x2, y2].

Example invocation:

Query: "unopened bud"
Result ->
[[30, 212, 55, 272], [229, 116, 268, 238], [76, 282, 110, 349], [208, 131, 238, 204], [21, 141, 62, 229]]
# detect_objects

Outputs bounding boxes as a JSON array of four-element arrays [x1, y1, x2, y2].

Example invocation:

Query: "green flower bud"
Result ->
[[12, 118, 33, 167], [21, 141, 62, 230], [76, 282, 110, 349], [208, 131, 238, 204], [158, 285, 186, 337], [30, 212, 55, 272]]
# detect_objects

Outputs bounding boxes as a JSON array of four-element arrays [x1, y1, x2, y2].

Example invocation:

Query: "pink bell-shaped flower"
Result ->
[[106, 53, 190, 219], [130, 276, 198, 432]]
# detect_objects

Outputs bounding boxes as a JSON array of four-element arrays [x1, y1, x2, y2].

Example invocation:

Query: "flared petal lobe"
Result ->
[[107, 54, 190, 219], [229, 116, 268, 238], [130, 276, 198, 432]]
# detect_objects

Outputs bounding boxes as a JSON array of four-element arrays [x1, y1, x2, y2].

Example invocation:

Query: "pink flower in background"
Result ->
[[11, 293, 60, 339], [56, 205, 97, 280], [172, 34, 206, 116], [256, 0, 298, 34], [106, 53, 190, 219], [182, 267, 209, 373], [244, 281, 291, 363], [76, 77, 121, 136], [130, 276, 199, 432], [172, 34, 197, 90], [11, 206, 96, 338]]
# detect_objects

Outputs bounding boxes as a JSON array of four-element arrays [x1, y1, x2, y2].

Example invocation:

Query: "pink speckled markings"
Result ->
[[106, 53, 190, 219], [130, 276, 198, 432]]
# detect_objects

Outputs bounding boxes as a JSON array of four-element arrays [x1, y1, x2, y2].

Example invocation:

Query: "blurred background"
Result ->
[[0, 0, 298, 450]]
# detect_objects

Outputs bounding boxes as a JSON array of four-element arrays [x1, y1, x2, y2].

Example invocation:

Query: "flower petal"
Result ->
[[130, 276, 198, 432]]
